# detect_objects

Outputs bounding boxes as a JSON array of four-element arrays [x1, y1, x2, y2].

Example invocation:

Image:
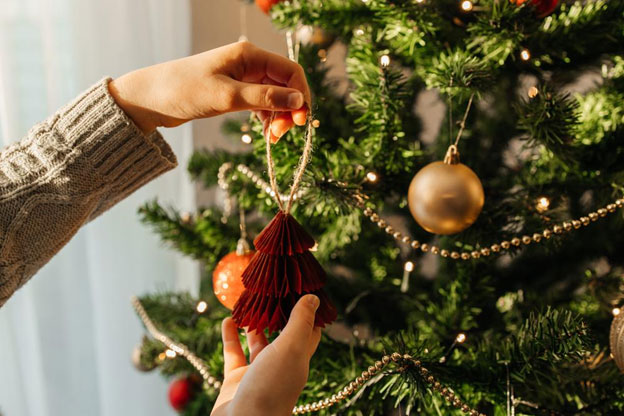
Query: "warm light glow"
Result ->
[[241, 133, 252, 144], [528, 86, 539, 98], [310, 242, 319, 252], [461, 0, 473, 11], [536, 196, 550, 213], [312, 119, 321, 128], [416, 0, 425, 3], [366, 172, 378, 182], [318, 49, 328, 63], [380, 55, 391, 67], [196, 300, 208, 313], [520, 49, 531, 61], [404, 261, 415, 272], [165, 349, 177, 358], [456, 333, 467, 343], [355, 28, 365, 36], [613, 307, 621, 316]]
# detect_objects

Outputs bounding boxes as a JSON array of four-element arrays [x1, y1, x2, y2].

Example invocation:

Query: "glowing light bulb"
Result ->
[[165, 349, 177, 358], [312, 119, 321, 128], [355, 28, 365, 36], [318, 49, 327, 63], [310, 242, 319, 252], [241, 133, 252, 144], [380, 55, 391, 67], [456, 333, 467, 343], [520, 49, 531, 61], [613, 307, 621, 316], [528, 86, 539, 98], [366, 172, 378, 182], [461, 0, 473, 11], [536, 196, 550, 213], [404, 261, 415, 272], [196, 300, 208, 313], [416, 0, 425, 3]]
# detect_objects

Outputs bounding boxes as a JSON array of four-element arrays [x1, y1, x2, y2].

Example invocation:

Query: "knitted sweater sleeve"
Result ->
[[0, 78, 178, 306]]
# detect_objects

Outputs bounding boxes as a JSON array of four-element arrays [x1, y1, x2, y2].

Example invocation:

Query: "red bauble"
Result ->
[[168, 377, 195, 412], [512, 0, 559, 17], [213, 250, 255, 310], [232, 211, 337, 334], [255, 0, 282, 14]]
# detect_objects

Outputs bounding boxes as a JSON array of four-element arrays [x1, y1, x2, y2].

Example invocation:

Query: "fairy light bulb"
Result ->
[[312, 119, 321, 128], [536, 196, 550, 213], [380, 55, 391, 67], [401, 261, 415, 293], [456, 333, 467, 343], [528, 86, 539, 98], [404, 261, 415, 272], [196, 300, 208, 314], [241, 133, 252, 144], [157, 352, 167, 362], [613, 307, 621, 316], [520, 48, 531, 61], [461, 0, 473, 11], [355, 28, 365, 36], [416, 0, 425, 3], [165, 349, 177, 359]]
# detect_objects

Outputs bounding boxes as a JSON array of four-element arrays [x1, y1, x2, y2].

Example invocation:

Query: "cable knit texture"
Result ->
[[0, 78, 177, 306]]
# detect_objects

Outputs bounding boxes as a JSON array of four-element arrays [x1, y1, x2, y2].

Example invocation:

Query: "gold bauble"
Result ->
[[610, 312, 624, 372], [407, 148, 484, 235]]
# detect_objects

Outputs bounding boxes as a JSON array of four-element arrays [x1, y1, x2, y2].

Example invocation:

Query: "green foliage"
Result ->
[[135, 0, 624, 414]]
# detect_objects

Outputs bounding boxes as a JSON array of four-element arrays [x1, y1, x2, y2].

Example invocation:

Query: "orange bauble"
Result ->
[[212, 250, 255, 310], [255, 0, 282, 14]]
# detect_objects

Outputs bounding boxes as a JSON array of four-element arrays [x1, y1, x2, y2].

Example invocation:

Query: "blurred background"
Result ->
[[0, 0, 291, 415]]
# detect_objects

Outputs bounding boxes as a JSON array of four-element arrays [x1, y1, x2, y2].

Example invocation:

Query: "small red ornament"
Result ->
[[255, 0, 282, 14], [232, 211, 337, 334], [511, 0, 559, 17], [168, 377, 195, 412], [213, 239, 255, 310]]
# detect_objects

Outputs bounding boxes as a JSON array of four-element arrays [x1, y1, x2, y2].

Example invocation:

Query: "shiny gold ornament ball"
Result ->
[[408, 159, 484, 235], [610, 311, 624, 372]]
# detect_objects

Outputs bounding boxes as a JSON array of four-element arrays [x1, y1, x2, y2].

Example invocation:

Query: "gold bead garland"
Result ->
[[219, 163, 624, 261], [132, 297, 484, 415]]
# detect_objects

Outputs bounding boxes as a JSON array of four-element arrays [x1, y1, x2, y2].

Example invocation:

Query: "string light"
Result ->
[[380, 55, 391, 67], [165, 349, 177, 359], [528, 86, 539, 98], [157, 352, 167, 362], [401, 261, 414, 293], [416, 0, 425, 3], [312, 119, 321, 128], [456, 333, 467, 343], [241, 133, 252, 144], [318, 49, 328, 63], [613, 307, 621, 316], [366, 172, 378, 182], [196, 300, 208, 314], [520, 48, 531, 61], [310, 242, 319, 252], [461, 0, 473, 11], [536, 196, 550, 213], [355, 28, 365, 36]]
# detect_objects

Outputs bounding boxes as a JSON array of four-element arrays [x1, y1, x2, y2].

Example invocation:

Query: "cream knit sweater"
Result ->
[[0, 78, 177, 306]]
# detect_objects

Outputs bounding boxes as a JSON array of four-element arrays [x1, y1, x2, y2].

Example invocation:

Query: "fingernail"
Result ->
[[307, 295, 320, 311], [287, 92, 304, 109]]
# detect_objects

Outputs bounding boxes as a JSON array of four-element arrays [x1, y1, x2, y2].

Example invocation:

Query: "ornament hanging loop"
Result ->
[[443, 145, 460, 165]]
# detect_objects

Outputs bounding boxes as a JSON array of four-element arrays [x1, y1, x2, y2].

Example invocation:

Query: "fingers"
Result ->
[[308, 327, 322, 358], [238, 42, 311, 105], [245, 328, 269, 363], [222, 318, 246, 375], [275, 295, 320, 357], [230, 80, 304, 112]]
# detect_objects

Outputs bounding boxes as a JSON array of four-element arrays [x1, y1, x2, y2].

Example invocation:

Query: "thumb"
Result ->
[[230, 80, 305, 112], [274, 295, 320, 354]]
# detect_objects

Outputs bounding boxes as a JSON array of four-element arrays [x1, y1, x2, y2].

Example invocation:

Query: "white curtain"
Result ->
[[0, 1, 197, 415]]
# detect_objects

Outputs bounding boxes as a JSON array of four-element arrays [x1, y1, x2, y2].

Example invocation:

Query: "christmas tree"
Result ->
[[133, 0, 624, 414]]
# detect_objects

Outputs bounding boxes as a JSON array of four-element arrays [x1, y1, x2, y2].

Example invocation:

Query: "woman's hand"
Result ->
[[108, 41, 310, 141], [211, 295, 322, 416]]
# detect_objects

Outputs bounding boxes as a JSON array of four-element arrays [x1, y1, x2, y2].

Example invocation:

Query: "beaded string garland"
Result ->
[[219, 162, 624, 261], [231, 113, 337, 334], [132, 296, 486, 415]]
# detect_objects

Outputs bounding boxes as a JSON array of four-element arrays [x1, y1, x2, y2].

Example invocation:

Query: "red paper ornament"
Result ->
[[232, 211, 337, 334], [511, 0, 559, 17], [255, 0, 282, 14], [213, 241, 255, 310], [168, 377, 195, 412]]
